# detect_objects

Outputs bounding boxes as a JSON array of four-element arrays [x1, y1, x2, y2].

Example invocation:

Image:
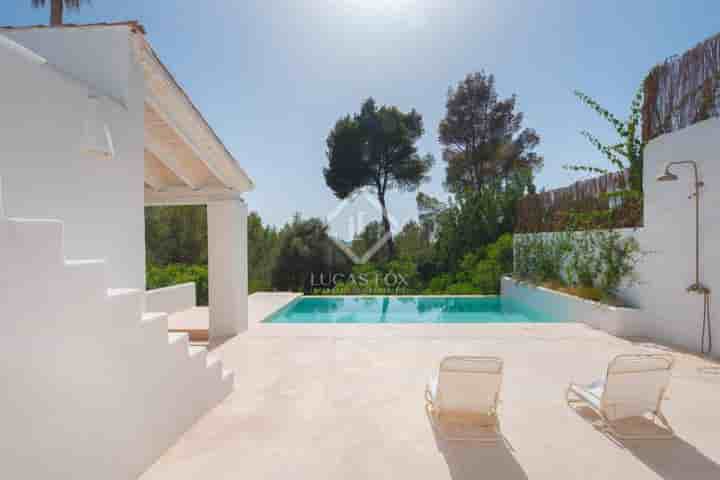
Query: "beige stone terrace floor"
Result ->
[[142, 293, 720, 480]]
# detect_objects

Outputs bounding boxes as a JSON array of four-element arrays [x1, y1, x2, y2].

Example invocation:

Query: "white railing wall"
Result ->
[[145, 282, 197, 315]]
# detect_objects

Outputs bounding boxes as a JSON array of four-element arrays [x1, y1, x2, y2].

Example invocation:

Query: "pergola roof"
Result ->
[[133, 30, 254, 205], [1, 21, 254, 206]]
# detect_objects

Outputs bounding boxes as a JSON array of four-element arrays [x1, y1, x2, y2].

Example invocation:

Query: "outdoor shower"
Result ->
[[656, 161, 712, 354]]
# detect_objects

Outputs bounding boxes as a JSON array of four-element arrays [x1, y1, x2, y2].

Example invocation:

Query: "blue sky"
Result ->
[[3, 1, 720, 228]]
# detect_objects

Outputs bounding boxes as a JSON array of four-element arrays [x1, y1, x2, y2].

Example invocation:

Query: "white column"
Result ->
[[207, 198, 248, 339]]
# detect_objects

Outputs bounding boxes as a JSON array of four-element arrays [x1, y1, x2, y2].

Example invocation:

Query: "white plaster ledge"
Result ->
[[145, 282, 196, 315], [501, 276, 643, 337]]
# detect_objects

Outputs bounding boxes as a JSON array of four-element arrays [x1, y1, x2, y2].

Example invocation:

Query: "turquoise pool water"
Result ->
[[265, 296, 555, 324]]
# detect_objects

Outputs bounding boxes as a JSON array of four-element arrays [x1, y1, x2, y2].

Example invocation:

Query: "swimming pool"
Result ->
[[264, 296, 556, 323]]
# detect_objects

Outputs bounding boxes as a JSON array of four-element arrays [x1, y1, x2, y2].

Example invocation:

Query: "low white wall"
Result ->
[[501, 277, 642, 337], [145, 282, 197, 315]]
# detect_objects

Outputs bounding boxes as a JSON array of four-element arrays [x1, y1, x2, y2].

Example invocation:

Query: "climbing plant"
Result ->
[[570, 86, 645, 194]]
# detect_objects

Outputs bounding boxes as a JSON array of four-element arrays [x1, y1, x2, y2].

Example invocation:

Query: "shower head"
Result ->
[[656, 165, 679, 182]]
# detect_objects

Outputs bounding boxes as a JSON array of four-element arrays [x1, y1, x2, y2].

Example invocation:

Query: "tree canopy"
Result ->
[[271, 215, 350, 292], [439, 71, 542, 195], [324, 98, 434, 257], [145, 206, 208, 266]]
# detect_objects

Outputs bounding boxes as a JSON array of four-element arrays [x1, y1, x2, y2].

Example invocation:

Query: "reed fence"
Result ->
[[643, 32, 720, 142], [515, 169, 642, 233]]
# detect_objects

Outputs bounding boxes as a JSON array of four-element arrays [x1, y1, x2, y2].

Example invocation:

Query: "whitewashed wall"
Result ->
[[0, 211, 233, 479], [0, 27, 145, 289], [512, 117, 720, 356], [626, 117, 720, 356], [0, 28, 239, 479]]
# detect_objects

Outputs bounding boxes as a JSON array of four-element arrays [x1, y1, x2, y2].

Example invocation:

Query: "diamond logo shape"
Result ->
[[325, 190, 399, 264]]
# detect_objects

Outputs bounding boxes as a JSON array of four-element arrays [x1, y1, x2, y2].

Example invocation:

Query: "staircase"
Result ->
[[0, 214, 234, 479]]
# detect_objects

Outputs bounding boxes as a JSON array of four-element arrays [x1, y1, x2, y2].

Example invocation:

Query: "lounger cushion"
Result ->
[[570, 380, 604, 410], [570, 355, 673, 421]]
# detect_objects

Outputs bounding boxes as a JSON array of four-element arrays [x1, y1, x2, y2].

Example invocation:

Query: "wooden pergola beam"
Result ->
[[146, 95, 231, 190], [145, 135, 203, 190]]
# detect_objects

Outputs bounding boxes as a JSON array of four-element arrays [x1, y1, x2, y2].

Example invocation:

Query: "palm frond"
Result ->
[[64, 0, 88, 9], [31, 0, 89, 9]]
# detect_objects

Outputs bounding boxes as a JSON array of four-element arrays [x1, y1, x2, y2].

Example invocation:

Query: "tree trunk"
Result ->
[[378, 193, 395, 259], [50, 0, 64, 26]]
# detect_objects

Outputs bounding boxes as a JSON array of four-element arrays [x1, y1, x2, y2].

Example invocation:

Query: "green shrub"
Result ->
[[471, 259, 501, 293], [514, 230, 641, 303], [423, 234, 513, 295], [514, 233, 571, 285], [487, 233, 514, 273], [594, 231, 641, 296], [426, 273, 452, 293], [565, 233, 598, 288], [446, 282, 477, 295]]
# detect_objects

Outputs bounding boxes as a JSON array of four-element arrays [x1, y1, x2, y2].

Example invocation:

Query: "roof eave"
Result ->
[[134, 34, 254, 194]]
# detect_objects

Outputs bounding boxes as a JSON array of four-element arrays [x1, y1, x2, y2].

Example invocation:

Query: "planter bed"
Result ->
[[501, 276, 641, 337]]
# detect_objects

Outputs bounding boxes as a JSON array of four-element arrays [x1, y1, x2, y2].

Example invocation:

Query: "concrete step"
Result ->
[[220, 370, 235, 397], [140, 312, 169, 345], [107, 288, 144, 327], [142, 311, 167, 324], [187, 346, 209, 374], [168, 331, 189, 346], [167, 307, 209, 342], [205, 354, 223, 379], [188, 345, 207, 359], [63, 259, 108, 304]]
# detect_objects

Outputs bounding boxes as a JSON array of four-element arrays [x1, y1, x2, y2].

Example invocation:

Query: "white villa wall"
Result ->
[[0, 27, 246, 478], [3, 26, 134, 104], [625, 117, 720, 356], [0, 27, 145, 289], [511, 117, 720, 356], [0, 211, 233, 479]]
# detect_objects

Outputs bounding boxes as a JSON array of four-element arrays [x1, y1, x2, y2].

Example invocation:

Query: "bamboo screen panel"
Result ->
[[515, 169, 642, 233], [643, 32, 720, 142]]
